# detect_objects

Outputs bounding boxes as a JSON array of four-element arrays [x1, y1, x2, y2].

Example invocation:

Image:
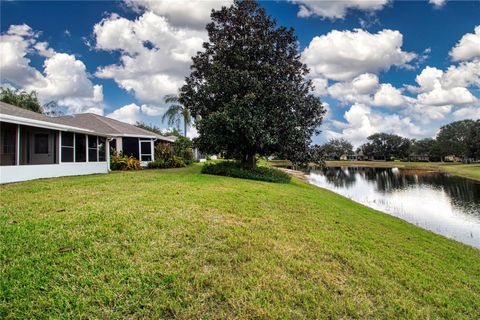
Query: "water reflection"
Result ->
[[309, 167, 480, 248]]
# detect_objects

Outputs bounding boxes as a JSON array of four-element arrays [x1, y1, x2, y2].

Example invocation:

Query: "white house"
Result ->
[[0, 102, 174, 184]]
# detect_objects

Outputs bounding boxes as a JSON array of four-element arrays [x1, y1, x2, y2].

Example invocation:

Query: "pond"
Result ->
[[308, 167, 480, 248]]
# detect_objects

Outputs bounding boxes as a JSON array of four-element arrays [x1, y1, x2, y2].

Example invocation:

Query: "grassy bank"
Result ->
[[1, 165, 479, 319], [325, 161, 480, 181]]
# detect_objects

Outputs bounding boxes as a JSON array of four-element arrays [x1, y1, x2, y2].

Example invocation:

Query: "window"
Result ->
[[34, 134, 49, 154], [1, 122, 16, 165], [75, 134, 86, 162], [98, 137, 106, 161], [61, 132, 74, 162], [88, 135, 98, 162], [140, 140, 152, 161]]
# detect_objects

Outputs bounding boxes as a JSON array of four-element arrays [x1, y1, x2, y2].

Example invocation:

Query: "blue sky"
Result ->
[[1, 0, 479, 145]]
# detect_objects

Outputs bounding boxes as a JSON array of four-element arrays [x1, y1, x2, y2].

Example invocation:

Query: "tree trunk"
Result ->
[[184, 121, 187, 137], [241, 153, 256, 169]]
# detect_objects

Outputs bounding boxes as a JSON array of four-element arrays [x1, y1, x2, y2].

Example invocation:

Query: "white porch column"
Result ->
[[151, 139, 154, 161], [118, 137, 123, 153], [16, 124, 20, 165]]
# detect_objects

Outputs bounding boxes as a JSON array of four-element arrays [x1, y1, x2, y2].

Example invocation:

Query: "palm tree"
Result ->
[[162, 94, 192, 137]]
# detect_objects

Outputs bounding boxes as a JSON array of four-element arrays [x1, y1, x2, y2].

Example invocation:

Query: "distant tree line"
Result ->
[[321, 119, 480, 162]]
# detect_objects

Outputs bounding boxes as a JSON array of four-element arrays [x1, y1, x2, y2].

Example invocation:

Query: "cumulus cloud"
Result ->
[[106, 103, 142, 124], [302, 28, 416, 81], [372, 83, 410, 108], [0, 24, 104, 114], [124, 0, 232, 29], [410, 66, 478, 107], [94, 11, 206, 103], [453, 106, 480, 120], [327, 73, 379, 104], [106, 103, 169, 124], [450, 25, 480, 61], [291, 0, 389, 19]]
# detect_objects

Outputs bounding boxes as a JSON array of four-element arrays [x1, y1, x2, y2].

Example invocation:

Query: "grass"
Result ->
[[1, 164, 479, 319], [325, 161, 480, 181]]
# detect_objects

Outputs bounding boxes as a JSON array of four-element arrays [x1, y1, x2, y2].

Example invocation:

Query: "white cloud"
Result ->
[[141, 104, 165, 116], [453, 106, 480, 120], [0, 24, 104, 114], [410, 65, 478, 107], [94, 11, 206, 103], [311, 78, 328, 96], [442, 59, 480, 89], [106, 103, 142, 124], [302, 29, 416, 81], [450, 26, 480, 61], [372, 83, 409, 108], [327, 73, 379, 104], [291, 0, 389, 19], [429, 0, 446, 8], [124, 0, 232, 29], [417, 85, 476, 106], [325, 103, 425, 147]]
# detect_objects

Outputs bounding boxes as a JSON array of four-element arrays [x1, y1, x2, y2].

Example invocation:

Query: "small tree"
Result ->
[[180, 0, 325, 168]]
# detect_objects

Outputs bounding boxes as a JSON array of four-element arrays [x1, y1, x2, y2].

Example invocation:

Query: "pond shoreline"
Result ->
[[325, 161, 480, 182]]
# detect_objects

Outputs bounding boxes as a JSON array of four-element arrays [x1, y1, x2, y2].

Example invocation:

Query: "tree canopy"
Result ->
[[180, 0, 325, 167], [436, 120, 475, 158], [0, 88, 61, 116], [359, 133, 411, 160], [322, 138, 354, 160]]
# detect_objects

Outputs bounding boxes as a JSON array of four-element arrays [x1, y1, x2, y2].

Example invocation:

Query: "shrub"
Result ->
[[110, 151, 141, 171], [154, 143, 173, 161], [201, 161, 291, 183], [173, 136, 194, 164], [147, 156, 186, 169]]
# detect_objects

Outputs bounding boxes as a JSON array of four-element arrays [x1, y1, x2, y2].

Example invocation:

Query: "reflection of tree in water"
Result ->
[[320, 167, 357, 188], [320, 167, 480, 216]]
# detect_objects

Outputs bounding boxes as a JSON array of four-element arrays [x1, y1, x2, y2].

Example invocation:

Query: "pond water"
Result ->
[[308, 167, 480, 248]]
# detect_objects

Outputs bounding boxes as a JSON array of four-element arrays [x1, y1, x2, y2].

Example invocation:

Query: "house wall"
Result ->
[[0, 162, 109, 184]]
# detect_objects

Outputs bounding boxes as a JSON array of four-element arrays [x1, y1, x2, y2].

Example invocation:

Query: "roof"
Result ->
[[0, 101, 96, 134], [0, 102, 175, 142], [54, 113, 175, 142]]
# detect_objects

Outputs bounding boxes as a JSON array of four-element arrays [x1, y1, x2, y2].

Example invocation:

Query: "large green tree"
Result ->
[[360, 133, 411, 160], [180, 0, 325, 168], [322, 138, 354, 160], [410, 138, 441, 161], [436, 120, 475, 159], [467, 119, 480, 159]]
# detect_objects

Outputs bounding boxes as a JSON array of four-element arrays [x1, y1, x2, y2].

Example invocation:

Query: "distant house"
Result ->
[[409, 154, 430, 162], [444, 155, 461, 162], [0, 102, 174, 183]]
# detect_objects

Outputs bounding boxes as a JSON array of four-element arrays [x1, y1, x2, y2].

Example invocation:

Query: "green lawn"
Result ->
[[326, 161, 480, 181], [1, 165, 479, 319]]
